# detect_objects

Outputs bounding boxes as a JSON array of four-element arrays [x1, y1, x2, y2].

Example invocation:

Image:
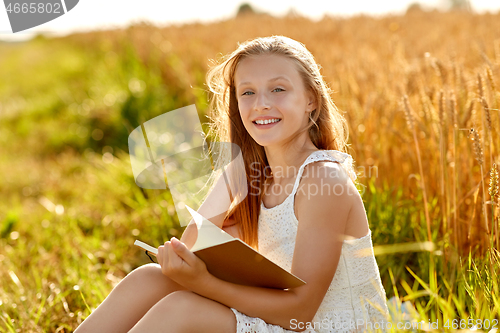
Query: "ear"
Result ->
[[305, 89, 317, 113]]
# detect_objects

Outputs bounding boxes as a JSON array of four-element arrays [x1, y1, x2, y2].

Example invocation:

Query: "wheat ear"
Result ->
[[471, 128, 490, 237], [489, 164, 499, 249]]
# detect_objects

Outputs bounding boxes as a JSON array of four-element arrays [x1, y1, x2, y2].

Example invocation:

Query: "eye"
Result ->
[[241, 88, 283, 96]]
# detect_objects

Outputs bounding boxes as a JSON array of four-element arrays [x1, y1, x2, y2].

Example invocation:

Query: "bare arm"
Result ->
[[189, 162, 356, 331], [180, 166, 235, 249]]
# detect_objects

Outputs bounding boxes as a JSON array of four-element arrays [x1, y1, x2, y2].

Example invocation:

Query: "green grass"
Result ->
[[0, 36, 188, 332]]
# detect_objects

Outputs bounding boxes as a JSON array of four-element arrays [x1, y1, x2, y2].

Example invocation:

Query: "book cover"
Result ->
[[134, 205, 306, 289]]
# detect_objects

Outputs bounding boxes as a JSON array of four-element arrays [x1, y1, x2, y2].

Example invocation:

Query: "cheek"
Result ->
[[275, 94, 300, 113], [237, 104, 252, 130], [237, 101, 251, 120]]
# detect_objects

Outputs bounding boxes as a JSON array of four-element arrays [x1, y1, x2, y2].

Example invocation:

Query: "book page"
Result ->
[[185, 205, 235, 252], [134, 240, 158, 255]]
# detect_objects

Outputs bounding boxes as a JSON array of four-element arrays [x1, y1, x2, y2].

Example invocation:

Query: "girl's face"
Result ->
[[234, 54, 316, 148]]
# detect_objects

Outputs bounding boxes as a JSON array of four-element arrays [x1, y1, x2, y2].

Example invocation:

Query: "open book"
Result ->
[[134, 205, 306, 289]]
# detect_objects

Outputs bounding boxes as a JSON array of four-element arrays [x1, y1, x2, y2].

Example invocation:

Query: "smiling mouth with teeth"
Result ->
[[253, 119, 281, 125]]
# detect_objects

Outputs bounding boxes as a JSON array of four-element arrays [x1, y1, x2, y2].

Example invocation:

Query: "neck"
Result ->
[[263, 134, 319, 185]]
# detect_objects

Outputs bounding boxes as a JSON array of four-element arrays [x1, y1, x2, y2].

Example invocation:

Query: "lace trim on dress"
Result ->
[[260, 150, 356, 212]]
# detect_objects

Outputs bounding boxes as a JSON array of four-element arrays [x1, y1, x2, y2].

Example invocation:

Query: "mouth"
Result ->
[[252, 118, 282, 127]]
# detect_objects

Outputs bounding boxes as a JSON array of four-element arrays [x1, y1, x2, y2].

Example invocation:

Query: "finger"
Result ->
[[171, 237, 196, 266], [157, 245, 164, 263], [161, 242, 171, 269], [167, 240, 183, 269]]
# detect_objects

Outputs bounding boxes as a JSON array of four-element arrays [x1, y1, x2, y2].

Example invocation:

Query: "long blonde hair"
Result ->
[[205, 35, 352, 249]]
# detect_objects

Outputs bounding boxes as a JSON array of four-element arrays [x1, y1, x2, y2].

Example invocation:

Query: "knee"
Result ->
[[132, 263, 163, 277], [117, 263, 165, 290], [151, 290, 197, 314], [128, 263, 163, 280]]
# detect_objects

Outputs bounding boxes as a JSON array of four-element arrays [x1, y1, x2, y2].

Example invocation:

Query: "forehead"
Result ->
[[234, 54, 302, 84]]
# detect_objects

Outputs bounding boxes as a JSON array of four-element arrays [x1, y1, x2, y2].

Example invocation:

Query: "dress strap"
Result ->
[[289, 150, 356, 197]]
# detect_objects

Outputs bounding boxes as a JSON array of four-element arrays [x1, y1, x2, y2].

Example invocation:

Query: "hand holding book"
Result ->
[[156, 235, 212, 291], [134, 205, 306, 289]]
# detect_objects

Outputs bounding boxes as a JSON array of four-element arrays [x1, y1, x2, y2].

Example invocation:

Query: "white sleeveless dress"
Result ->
[[229, 150, 390, 333]]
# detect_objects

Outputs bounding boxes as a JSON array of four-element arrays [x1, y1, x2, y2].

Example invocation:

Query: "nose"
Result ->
[[254, 91, 271, 113]]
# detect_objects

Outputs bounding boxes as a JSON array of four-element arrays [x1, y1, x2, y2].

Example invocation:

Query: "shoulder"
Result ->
[[300, 160, 357, 197], [295, 160, 359, 227]]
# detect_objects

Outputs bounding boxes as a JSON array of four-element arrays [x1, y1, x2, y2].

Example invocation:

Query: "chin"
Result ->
[[253, 137, 283, 148]]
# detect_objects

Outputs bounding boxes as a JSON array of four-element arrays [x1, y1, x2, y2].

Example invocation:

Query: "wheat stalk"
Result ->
[[486, 67, 497, 94], [438, 90, 447, 235], [481, 96, 493, 163], [439, 90, 446, 129], [433, 58, 447, 86], [476, 72, 493, 167], [478, 73, 484, 100], [462, 98, 475, 127], [489, 163, 498, 204], [485, 67, 500, 148], [480, 96, 493, 166], [449, 91, 458, 129], [471, 128, 484, 165], [481, 96, 492, 133], [489, 164, 499, 250], [403, 95, 432, 242], [450, 91, 459, 247], [403, 95, 415, 131], [471, 128, 490, 238]]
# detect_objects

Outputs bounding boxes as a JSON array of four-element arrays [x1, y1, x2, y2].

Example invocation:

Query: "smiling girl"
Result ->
[[75, 36, 389, 333]]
